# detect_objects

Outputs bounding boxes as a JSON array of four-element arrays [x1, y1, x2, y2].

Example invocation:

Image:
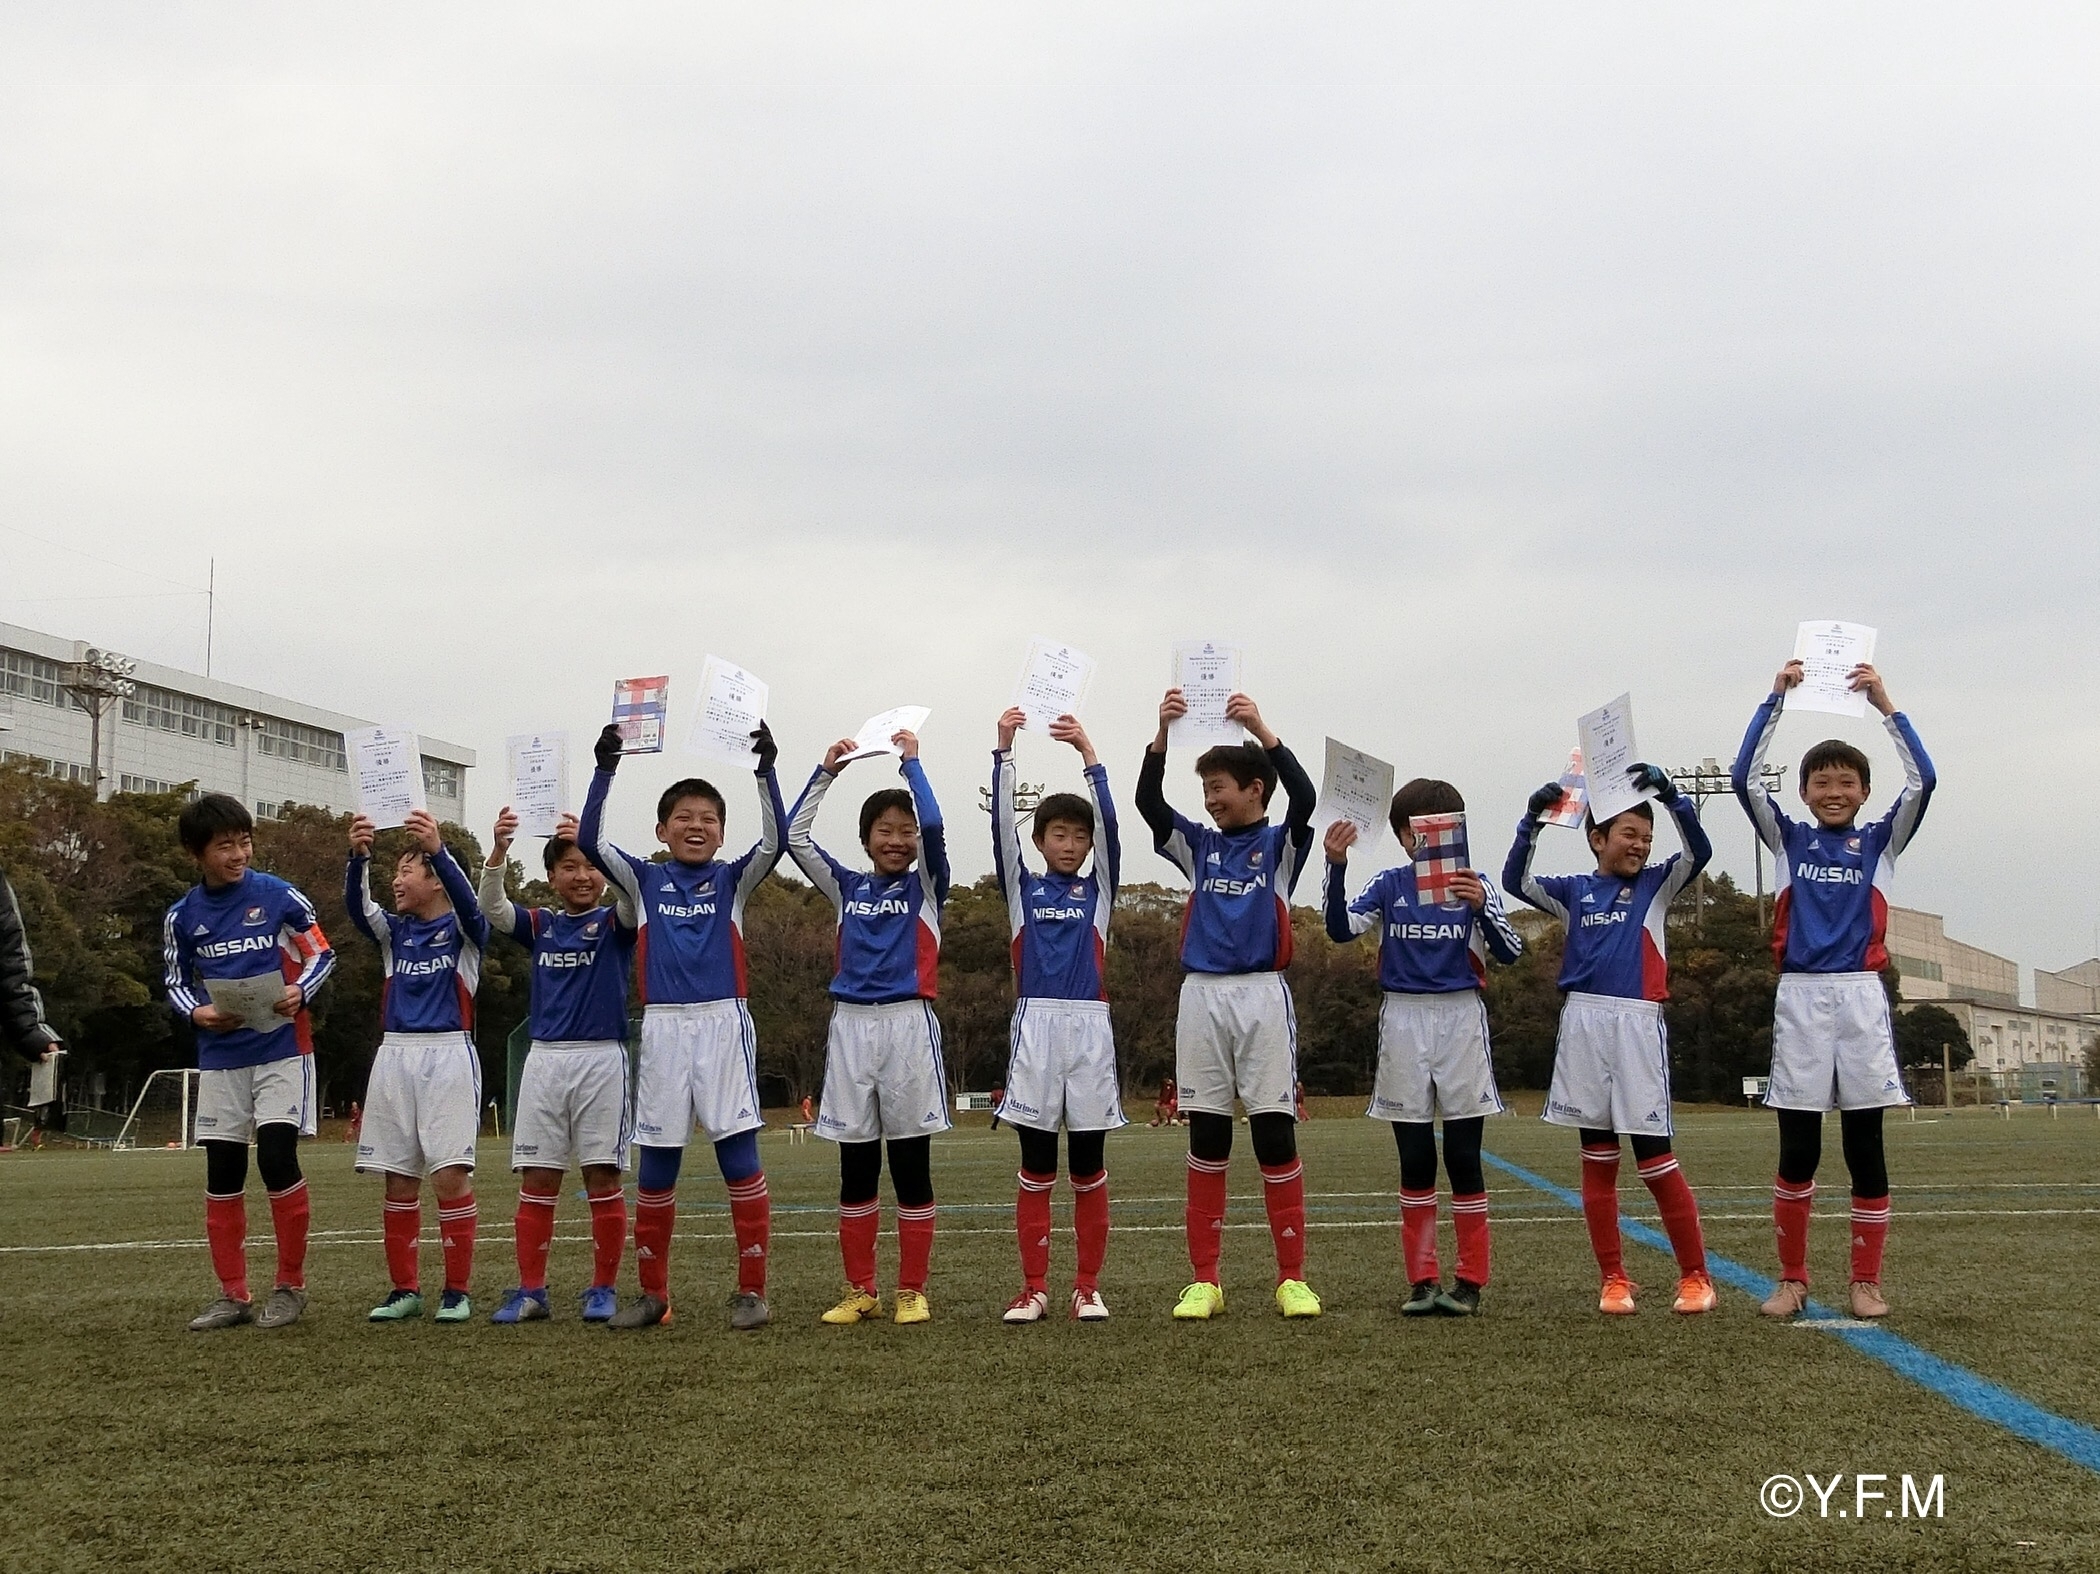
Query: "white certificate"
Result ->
[[205, 974, 288, 1033], [28, 1048, 64, 1106], [840, 705, 933, 763], [505, 731, 569, 838], [1576, 693, 1650, 825], [1791, 620, 1879, 718], [1168, 640, 1245, 749], [346, 725, 427, 830], [1539, 746, 1589, 829], [1011, 637, 1095, 732], [687, 656, 770, 763], [1316, 737, 1395, 849]]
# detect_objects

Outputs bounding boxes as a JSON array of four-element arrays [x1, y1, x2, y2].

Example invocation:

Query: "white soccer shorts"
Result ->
[[631, 1001, 765, 1147], [511, 1039, 631, 1172], [999, 997, 1127, 1133], [1175, 971, 1298, 1119], [1542, 992, 1674, 1138], [355, 1032, 482, 1177], [194, 1054, 317, 1144], [1366, 990, 1504, 1125], [1765, 971, 1910, 1113], [816, 999, 952, 1144]]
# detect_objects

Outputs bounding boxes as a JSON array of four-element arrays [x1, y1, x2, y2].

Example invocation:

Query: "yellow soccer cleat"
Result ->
[[1172, 1281, 1225, 1320], [1275, 1279, 1323, 1318], [820, 1287, 884, 1326], [892, 1290, 931, 1325]]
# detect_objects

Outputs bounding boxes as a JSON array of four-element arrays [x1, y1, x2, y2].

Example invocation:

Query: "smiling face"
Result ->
[[196, 830, 252, 888], [865, 805, 920, 875], [1801, 764, 1870, 829], [1201, 770, 1268, 830], [1587, 813, 1653, 878], [657, 795, 725, 865], [392, 851, 443, 911], [549, 846, 607, 915], [1035, 817, 1094, 877]]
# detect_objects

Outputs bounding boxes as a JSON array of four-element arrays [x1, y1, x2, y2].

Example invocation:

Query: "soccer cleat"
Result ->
[[254, 1287, 308, 1330], [1672, 1271, 1718, 1315], [1598, 1275, 1639, 1315], [728, 1291, 771, 1331], [1003, 1289, 1051, 1325], [1070, 1288, 1110, 1322], [1401, 1279, 1442, 1317], [187, 1296, 253, 1332], [1275, 1279, 1323, 1319], [579, 1285, 618, 1323], [609, 1293, 672, 1330], [820, 1288, 884, 1325], [1172, 1281, 1225, 1320], [1436, 1281, 1482, 1317], [368, 1289, 424, 1322], [1759, 1278, 1810, 1319], [1848, 1281, 1890, 1319], [490, 1288, 550, 1324], [893, 1290, 931, 1325], [435, 1290, 473, 1323]]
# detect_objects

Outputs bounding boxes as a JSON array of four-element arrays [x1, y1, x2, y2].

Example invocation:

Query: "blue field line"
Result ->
[[1481, 1147, 2100, 1476]]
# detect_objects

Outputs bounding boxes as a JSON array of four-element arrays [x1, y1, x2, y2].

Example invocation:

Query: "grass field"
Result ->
[[7, 1100, 2100, 1572]]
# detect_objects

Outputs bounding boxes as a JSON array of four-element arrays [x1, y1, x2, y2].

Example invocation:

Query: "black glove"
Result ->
[[751, 719, 778, 774], [1626, 762, 1677, 803], [594, 722, 625, 772], [1526, 781, 1565, 818]]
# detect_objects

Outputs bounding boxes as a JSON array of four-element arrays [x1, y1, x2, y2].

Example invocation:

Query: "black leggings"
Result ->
[[204, 1128, 302, 1195], [1187, 1110, 1296, 1167], [839, 1136, 934, 1209], [1016, 1125, 1106, 1178], [1578, 1128, 1674, 1164], [1392, 1118, 1485, 1194], [1776, 1107, 1888, 1198]]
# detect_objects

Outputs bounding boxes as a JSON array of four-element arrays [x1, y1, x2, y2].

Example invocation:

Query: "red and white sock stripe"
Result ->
[[1071, 1170, 1107, 1194], [1261, 1160, 1304, 1187], [1635, 1154, 1681, 1182], [1017, 1171, 1057, 1194], [724, 1174, 769, 1203], [1448, 1193, 1490, 1216]]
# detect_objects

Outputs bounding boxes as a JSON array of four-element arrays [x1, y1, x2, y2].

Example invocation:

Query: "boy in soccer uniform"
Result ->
[[1136, 689, 1321, 1321], [579, 720, 785, 1331], [990, 706, 1123, 1324], [164, 793, 335, 1332], [1504, 765, 1718, 1316], [1733, 660, 1934, 1320], [345, 809, 490, 1324], [786, 726, 950, 1326], [478, 809, 639, 1324], [1323, 779, 1524, 1317]]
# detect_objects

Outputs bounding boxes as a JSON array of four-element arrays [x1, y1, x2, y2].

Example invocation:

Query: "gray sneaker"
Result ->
[[255, 1286, 308, 1329], [608, 1293, 670, 1330], [188, 1296, 254, 1332], [728, 1291, 770, 1331]]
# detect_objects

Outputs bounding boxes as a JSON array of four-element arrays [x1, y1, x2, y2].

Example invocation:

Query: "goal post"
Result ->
[[114, 1068, 203, 1151]]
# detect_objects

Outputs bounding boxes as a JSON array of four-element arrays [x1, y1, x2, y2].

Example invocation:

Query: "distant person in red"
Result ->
[[1152, 1077, 1179, 1128], [1294, 1081, 1308, 1123], [799, 1094, 814, 1125], [988, 1084, 1005, 1133], [347, 1101, 363, 1143]]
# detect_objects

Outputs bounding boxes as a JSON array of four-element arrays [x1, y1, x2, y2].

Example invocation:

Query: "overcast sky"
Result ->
[[3, 6, 2097, 983]]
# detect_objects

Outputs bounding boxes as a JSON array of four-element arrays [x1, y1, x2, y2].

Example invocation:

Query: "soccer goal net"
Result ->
[[114, 1068, 204, 1150]]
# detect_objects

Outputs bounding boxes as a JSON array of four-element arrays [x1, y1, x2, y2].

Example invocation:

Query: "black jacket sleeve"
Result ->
[[0, 870, 59, 1055]]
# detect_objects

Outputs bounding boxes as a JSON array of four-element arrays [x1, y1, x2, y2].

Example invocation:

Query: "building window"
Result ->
[[422, 758, 461, 800], [2, 749, 95, 786], [122, 684, 239, 747], [255, 800, 290, 821], [0, 648, 65, 707], [1890, 953, 1943, 982], [253, 716, 348, 772], [119, 773, 189, 796]]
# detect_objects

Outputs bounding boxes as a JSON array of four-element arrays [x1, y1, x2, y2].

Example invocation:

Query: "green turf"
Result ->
[[6, 1105, 2099, 1572]]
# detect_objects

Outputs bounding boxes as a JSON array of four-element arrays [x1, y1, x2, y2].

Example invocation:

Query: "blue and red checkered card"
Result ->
[[1409, 812, 1470, 905]]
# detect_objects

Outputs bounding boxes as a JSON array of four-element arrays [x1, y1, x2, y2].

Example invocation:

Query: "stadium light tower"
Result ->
[[1667, 755, 1786, 935], [978, 779, 1045, 823], [63, 647, 137, 802]]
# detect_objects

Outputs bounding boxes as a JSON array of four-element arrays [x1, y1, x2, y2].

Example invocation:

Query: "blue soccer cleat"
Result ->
[[490, 1287, 549, 1324], [579, 1285, 618, 1324]]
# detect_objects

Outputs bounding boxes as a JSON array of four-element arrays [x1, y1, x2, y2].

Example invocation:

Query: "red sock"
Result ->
[[267, 1180, 309, 1291], [896, 1202, 936, 1294], [437, 1192, 477, 1295], [1451, 1190, 1491, 1287], [1260, 1160, 1306, 1284], [1071, 1168, 1109, 1293], [1850, 1194, 1890, 1283], [1773, 1176, 1816, 1284], [514, 1189, 557, 1291], [634, 1187, 676, 1300], [382, 1198, 422, 1292], [840, 1199, 880, 1295], [1637, 1154, 1706, 1276], [1580, 1144, 1624, 1280], [726, 1173, 771, 1296], [205, 1192, 249, 1302], [1016, 1169, 1055, 1292], [1399, 1187, 1440, 1283], [587, 1188, 626, 1290], [1185, 1154, 1229, 1284]]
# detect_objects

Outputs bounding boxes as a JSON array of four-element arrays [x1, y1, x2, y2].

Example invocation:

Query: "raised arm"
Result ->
[[578, 737, 650, 917], [1085, 763, 1120, 897], [343, 854, 387, 948], [1875, 707, 1936, 856], [476, 858, 531, 947], [901, 753, 949, 908], [1651, 781, 1714, 903], [1324, 855, 1381, 945], [1503, 790, 1573, 924], [428, 845, 490, 949], [785, 759, 852, 911], [1731, 679, 1793, 854], [730, 749, 790, 914], [991, 743, 1029, 936]]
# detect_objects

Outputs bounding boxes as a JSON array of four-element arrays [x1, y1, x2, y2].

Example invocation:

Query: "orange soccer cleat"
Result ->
[[1598, 1275, 1639, 1315], [1672, 1271, 1717, 1315]]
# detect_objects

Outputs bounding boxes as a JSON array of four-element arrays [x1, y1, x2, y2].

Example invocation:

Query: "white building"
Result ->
[[0, 620, 473, 822]]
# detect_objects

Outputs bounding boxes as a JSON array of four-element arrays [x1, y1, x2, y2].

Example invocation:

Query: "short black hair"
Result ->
[[1193, 742, 1277, 807], [1388, 777, 1464, 840], [657, 778, 727, 826], [860, 788, 916, 846], [394, 845, 436, 873], [177, 792, 252, 854], [1033, 792, 1095, 840], [1585, 801, 1655, 838], [1800, 739, 1872, 793], [543, 835, 589, 874]]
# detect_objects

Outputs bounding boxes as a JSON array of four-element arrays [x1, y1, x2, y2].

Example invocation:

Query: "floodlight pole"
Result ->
[[62, 647, 138, 802], [1669, 756, 1786, 936], [978, 780, 1045, 824]]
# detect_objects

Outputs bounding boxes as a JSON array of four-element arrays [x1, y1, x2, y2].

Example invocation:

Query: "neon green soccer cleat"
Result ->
[[1275, 1279, 1323, 1318], [1172, 1282, 1225, 1320], [368, 1290, 424, 1322]]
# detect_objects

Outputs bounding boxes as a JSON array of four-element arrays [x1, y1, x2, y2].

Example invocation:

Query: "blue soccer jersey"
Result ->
[[786, 757, 949, 1004], [1324, 860, 1523, 993], [1732, 693, 1936, 975], [162, 871, 337, 1071], [478, 862, 638, 1044], [1503, 795, 1712, 1002], [992, 748, 1120, 1001], [344, 846, 490, 1034], [578, 767, 786, 1004], [1134, 741, 1316, 974]]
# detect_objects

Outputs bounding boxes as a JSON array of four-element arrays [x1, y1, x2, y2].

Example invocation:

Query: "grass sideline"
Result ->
[[6, 1105, 2099, 1571]]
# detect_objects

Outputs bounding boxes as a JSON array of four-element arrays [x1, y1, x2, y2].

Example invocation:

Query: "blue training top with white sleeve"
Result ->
[[1503, 795, 1711, 1002], [162, 871, 337, 1070], [1731, 692, 1935, 975], [577, 766, 786, 1004], [786, 757, 949, 1004], [992, 747, 1120, 1001], [344, 845, 490, 1034], [478, 862, 638, 1044], [1134, 740, 1317, 974], [1324, 859, 1523, 992]]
